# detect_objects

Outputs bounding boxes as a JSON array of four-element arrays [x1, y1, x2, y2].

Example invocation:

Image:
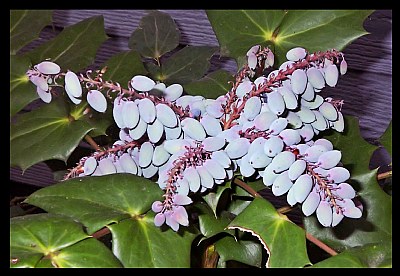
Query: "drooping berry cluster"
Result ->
[[27, 45, 361, 231]]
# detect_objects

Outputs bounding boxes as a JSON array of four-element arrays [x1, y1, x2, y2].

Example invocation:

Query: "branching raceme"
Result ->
[[26, 45, 362, 232]]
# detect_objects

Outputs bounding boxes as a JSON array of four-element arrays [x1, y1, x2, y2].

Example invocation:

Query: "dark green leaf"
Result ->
[[10, 10, 53, 54], [379, 120, 392, 158], [144, 61, 162, 80], [228, 197, 310, 268], [84, 112, 113, 138], [25, 174, 164, 234], [108, 217, 198, 267], [52, 238, 122, 268], [101, 50, 147, 88], [225, 177, 264, 216], [215, 235, 263, 268], [240, 177, 268, 194], [195, 202, 234, 239], [69, 101, 113, 138], [10, 252, 44, 268], [161, 46, 218, 84], [202, 181, 232, 216], [25, 15, 108, 71], [206, 10, 373, 66], [312, 242, 392, 268], [304, 116, 392, 253], [10, 54, 37, 117], [10, 98, 95, 171], [183, 69, 234, 99], [128, 10, 180, 59], [227, 192, 252, 216], [10, 213, 89, 268]]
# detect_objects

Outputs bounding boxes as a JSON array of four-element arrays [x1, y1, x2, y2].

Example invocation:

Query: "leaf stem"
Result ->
[[91, 227, 111, 239], [232, 178, 338, 256], [377, 170, 392, 180], [233, 177, 260, 198], [202, 244, 219, 268], [305, 232, 338, 256], [276, 206, 293, 214], [84, 135, 102, 151]]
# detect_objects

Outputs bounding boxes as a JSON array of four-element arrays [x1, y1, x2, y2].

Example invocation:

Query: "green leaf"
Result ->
[[312, 242, 392, 268], [108, 217, 198, 268], [195, 202, 234, 239], [10, 213, 89, 268], [215, 235, 263, 268], [225, 177, 265, 216], [68, 100, 113, 138], [10, 98, 95, 171], [24, 15, 108, 71], [160, 46, 218, 84], [128, 10, 180, 59], [101, 50, 148, 88], [52, 238, 122, 268], [304, 116, 392, 253], [228, 197, 311, 268], [25, 174, 164, 234], [202, 181, 232, 216], [10, 10, 53, 54], [183, 69, 234, 99], [206, 10, 373, 66], [10, 54, 38, 117], [241, 177, 269, 193], [83, 109, 113, 138], [379, 120, 392, 158], [10, 213, 121, 268], [144, 61, 162, 79], [227, 191, 252, 216]]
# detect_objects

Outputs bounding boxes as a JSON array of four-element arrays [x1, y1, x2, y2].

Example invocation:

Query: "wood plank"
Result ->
[[51, 10, 219, 46], [10, 163, 56, 187]]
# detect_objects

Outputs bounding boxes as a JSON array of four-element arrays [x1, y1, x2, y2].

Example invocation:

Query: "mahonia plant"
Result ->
[[27, 45, 362, 232]]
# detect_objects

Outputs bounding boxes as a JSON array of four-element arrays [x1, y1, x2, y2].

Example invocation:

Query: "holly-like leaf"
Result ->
[[227, 190, 253, 216], [10, 213, 121, 268], [160, 46, 218, 84], [206, 10, 373, 67], [183, 69, 234, 99], [379, 120, 392, 158], [25, 174, 164, 234], [50, 238, 123, 268], [10, 98, 95, 171], [224, 176, 266, 217], [128, 10, 180, 59], [215, 235, 263, 268], [194, 201, 234, 239], [10, 10, 53, 54], [241, 177, 269, 194], [101, 50, 148, 88], [10, 213, 88, 268], [67, 97, 113, 138], [312, 242, 392, 268], [10, 54, 37, 117], [202, 181, 232, 216], [24, 15, 108, 71], [304, 116, 392, 258], [108, 217, 198, 268], [227, 197, 310, 267]]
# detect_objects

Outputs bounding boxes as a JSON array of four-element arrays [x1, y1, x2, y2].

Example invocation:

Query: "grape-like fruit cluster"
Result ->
[[28, 45, 361, 231]]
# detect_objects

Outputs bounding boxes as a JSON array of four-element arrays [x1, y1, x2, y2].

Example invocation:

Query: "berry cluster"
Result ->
[[27, 45, 361, 231]]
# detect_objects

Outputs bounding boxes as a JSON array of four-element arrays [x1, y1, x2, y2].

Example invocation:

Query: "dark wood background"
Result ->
[[10, 10, 392, 196]]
